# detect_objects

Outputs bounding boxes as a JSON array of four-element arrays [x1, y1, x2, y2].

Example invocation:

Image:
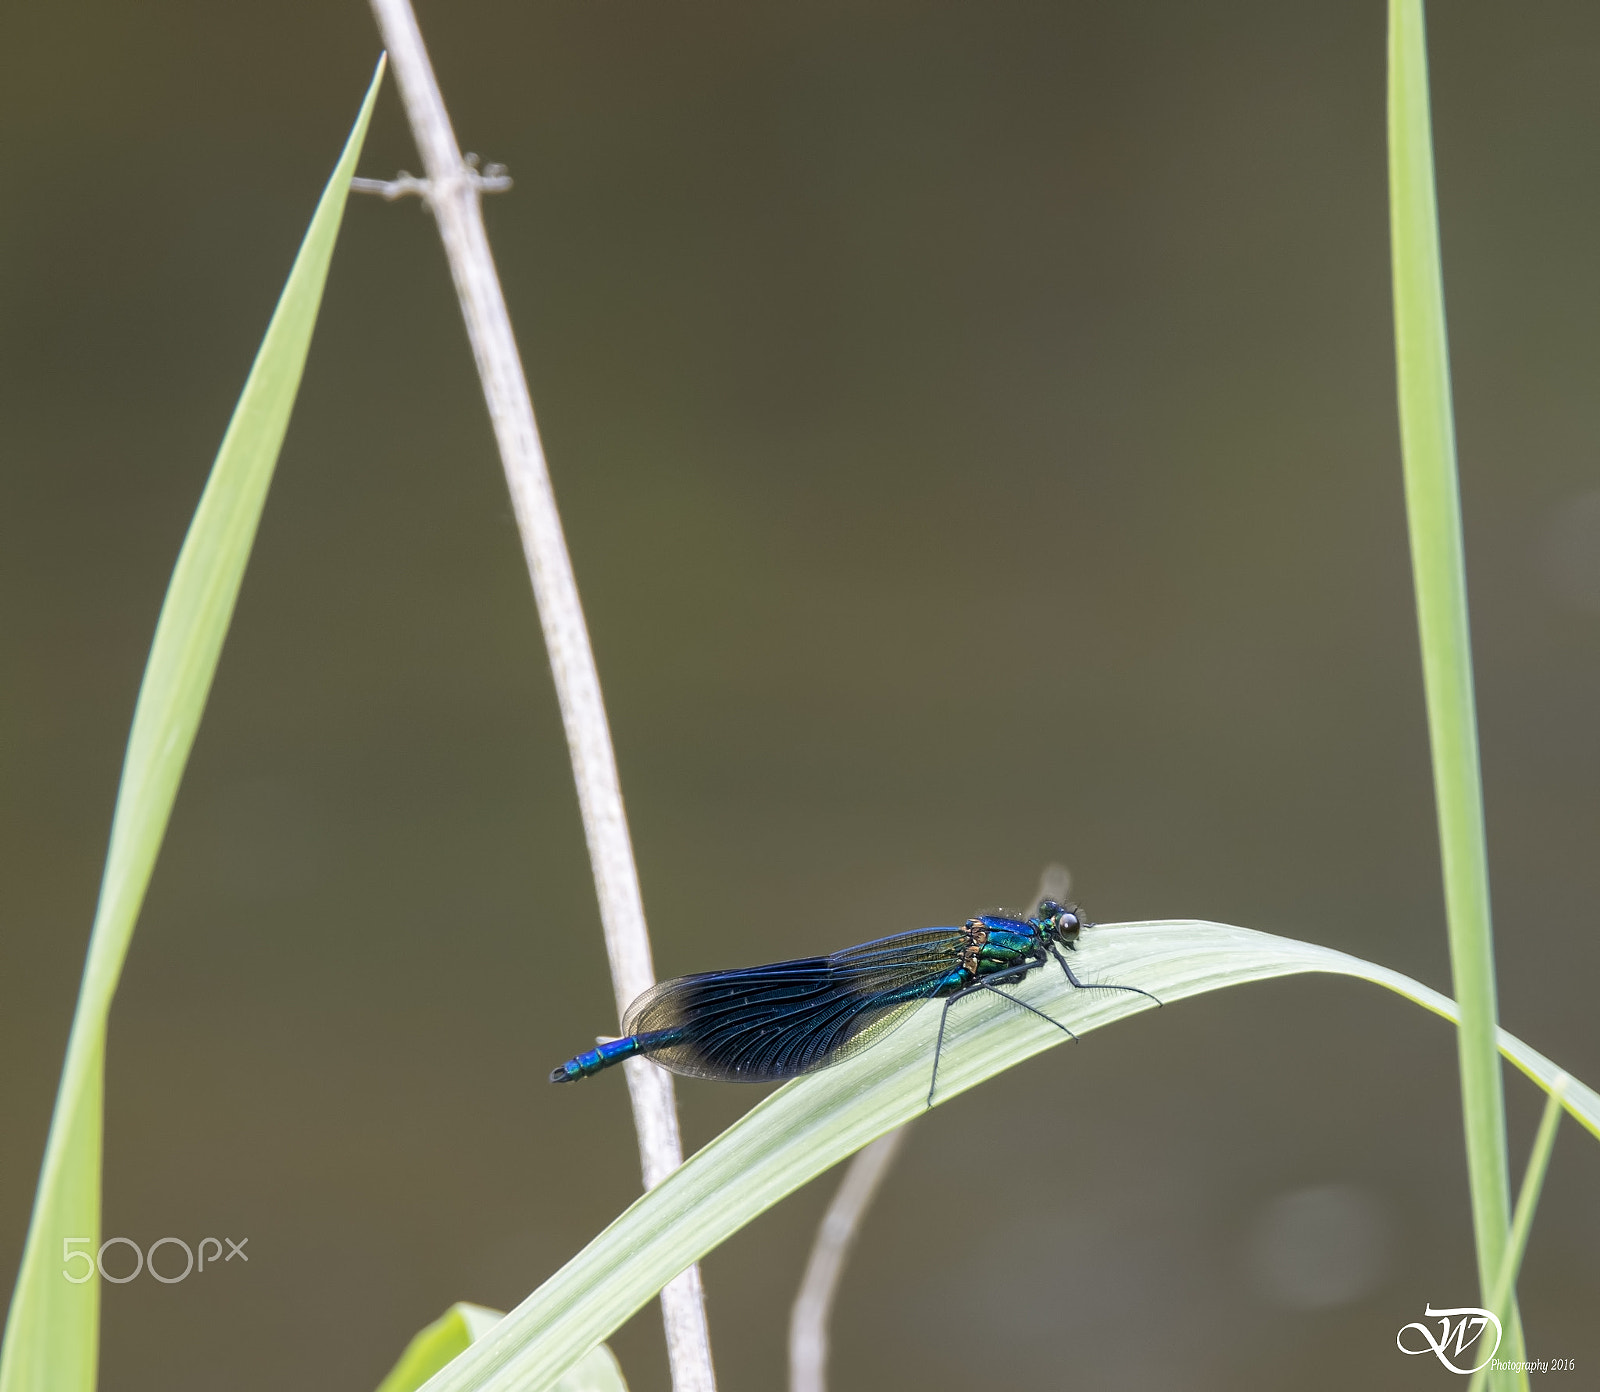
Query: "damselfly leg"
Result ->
[[1048, 944, 1163, 1008], [926, 964, 1077, 1108]]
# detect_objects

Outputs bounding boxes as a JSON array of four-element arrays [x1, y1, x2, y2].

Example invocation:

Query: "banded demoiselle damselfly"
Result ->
[[550, 900, 1160, 1106]]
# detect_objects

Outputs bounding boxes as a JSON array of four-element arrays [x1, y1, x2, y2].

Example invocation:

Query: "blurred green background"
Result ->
[[3, 1, 1598, 1388]]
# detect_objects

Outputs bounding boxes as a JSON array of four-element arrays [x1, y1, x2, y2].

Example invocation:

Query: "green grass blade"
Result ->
[[376, 1306, 628, 1392], [0, 58, 385, 1392], [1466, 1076, 1568, 1392], [405, 921, 1596, 1392], [1386, 5, 1518, 1378], [378, 1305, 510, 1392]]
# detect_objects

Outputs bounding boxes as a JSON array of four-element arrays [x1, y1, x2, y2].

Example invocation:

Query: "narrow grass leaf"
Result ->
[[1466, 1075, 1569, 1392], [0, 59, 385, 1392], [1387, 9, 1518, 1380], [408, 921, 1596, 1392]]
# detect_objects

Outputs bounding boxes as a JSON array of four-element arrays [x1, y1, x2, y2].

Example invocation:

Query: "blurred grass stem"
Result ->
[[1386, 2, 1522, 1383], [363, 4, 716, 1390], [789, 1127, 909, 1392], [1466, 1075, 1568, 1392]]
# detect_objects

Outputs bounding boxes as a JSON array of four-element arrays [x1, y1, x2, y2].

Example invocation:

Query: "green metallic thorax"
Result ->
[[935, 917, 1047, 995], [972, 924, 1039, 970]]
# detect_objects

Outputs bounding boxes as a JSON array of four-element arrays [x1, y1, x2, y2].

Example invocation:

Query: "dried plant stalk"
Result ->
[[362, 5, 716, 1388], [789, 1128, 909, 1392]]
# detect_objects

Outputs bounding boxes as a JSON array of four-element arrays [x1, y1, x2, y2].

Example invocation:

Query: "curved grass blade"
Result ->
[[0, 59, 385, 1392], [412, 921, 1598, 1392]]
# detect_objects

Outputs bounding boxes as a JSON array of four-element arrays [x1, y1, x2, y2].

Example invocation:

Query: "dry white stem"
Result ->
[[352, 154, 511, 202], [350, 171, 431, 201], [362, 6, 716, 1390], [789, 1127, 910, 1392]]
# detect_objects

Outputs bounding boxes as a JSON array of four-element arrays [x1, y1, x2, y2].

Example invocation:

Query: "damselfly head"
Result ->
[[1036, 899, 1083, 945]]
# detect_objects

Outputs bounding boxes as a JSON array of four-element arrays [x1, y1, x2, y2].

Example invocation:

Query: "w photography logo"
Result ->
[[1396, 1304, 1502, 1375]]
